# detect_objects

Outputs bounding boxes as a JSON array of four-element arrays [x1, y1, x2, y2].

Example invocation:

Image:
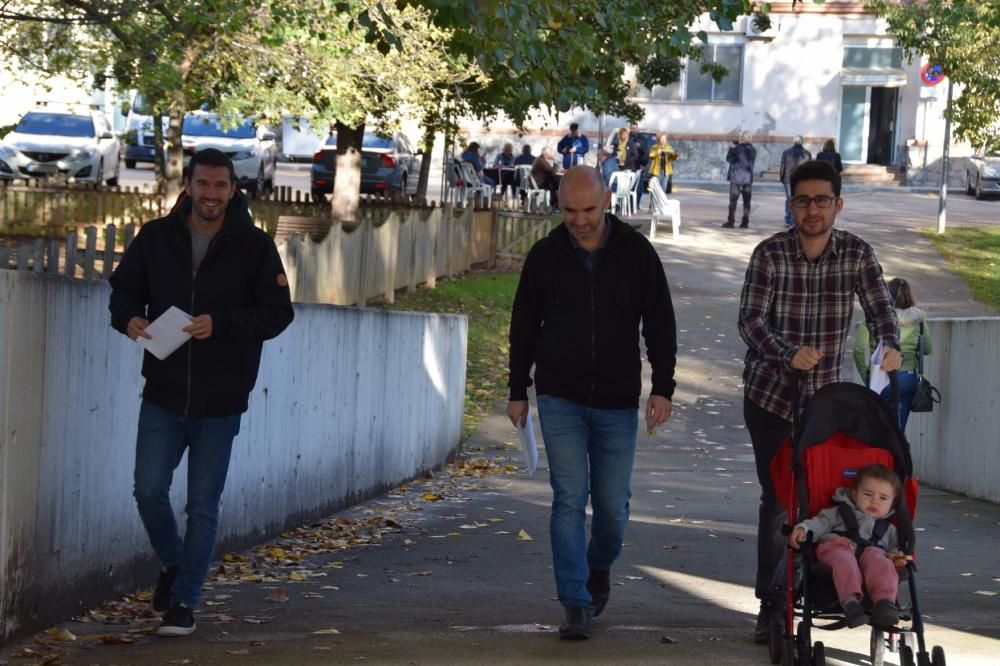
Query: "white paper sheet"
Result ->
[[137, 306, 193, 361], [517, 409, 539, 476], [868, 340, 890, 395]]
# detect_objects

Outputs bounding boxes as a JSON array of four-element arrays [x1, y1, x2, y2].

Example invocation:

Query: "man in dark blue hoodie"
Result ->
[[109, 149, 293, 638], [507, 166, 677, 640]]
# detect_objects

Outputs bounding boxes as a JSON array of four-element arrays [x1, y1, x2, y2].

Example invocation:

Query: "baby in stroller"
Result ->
[[789, 464, 907, 629]]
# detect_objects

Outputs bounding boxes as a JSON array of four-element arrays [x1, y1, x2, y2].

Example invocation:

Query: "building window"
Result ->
[[635, 43, 743, 103], [842, 46, 903, 69]]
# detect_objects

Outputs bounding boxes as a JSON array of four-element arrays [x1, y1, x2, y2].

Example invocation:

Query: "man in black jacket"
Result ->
[[779, 136, 812, 227], [506, 166, 677, 640], [109, 149, 294, 637]]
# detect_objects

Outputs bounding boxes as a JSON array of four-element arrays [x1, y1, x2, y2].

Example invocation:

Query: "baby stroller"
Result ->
[[766, 378, 947, 666]]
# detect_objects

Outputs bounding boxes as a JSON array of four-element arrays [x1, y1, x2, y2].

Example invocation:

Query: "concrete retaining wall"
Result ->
[[904, 318, 1000, 503], [0, 270, 466, 642]]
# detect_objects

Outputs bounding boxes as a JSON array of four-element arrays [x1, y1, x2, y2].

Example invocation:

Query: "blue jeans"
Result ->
[[133, 400, 241, 608], [783, 182, 794, 226], [536, 394, 638, 610], [879, 370, 918, 431]]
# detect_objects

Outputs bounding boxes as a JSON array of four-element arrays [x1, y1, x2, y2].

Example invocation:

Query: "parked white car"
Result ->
[[0, 106, 121, 185], [966, 144, 1000, 200], [182, 111, 278, 196]]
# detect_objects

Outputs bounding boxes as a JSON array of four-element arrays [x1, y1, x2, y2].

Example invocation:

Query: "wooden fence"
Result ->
[[0, 180, 163, 231], [0, 183, 555, 292]]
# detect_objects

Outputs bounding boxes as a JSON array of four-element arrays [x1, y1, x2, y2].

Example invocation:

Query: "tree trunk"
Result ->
[[416, 128, 435, 203], [330, 120, 365, 223], [164, 105, 186, 204], [152, 110, 165, 193]]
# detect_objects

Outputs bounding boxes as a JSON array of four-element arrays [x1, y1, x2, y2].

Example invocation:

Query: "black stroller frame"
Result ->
[[766, 374, 947, 666]]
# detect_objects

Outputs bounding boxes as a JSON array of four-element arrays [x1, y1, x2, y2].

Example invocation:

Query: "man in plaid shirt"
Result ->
[[738, 159, 902, 643]]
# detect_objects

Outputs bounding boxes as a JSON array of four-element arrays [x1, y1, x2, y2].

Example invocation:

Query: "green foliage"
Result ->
[[407, 0, 781, 125], [866, 0, 1000, 148]]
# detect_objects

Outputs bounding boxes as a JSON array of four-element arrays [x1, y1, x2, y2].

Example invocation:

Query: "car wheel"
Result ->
[[311, 188, 326, 203], [106, 158, 120, 187], [125, 159, 136, 169], [966, 172, 976, 195], [975, 175, 985, 200], [94, 162, 103, 189]]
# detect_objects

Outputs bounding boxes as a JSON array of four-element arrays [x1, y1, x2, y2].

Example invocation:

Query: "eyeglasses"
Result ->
[[790, 195, 838, 209]]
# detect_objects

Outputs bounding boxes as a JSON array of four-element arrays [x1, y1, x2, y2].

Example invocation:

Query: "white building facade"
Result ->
[[460, 1, 969, 187]]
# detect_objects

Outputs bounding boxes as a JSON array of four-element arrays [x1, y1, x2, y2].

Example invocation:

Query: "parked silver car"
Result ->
[[182, 111, 278, 196], [966, 144, 1000, 200], [0, 106, 121, 185]]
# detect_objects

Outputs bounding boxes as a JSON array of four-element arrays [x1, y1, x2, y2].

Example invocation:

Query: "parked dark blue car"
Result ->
[[310, 132, 421, 201]]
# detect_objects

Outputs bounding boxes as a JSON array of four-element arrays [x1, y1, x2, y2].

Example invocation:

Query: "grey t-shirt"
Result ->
[[191, 230, 215, 275]]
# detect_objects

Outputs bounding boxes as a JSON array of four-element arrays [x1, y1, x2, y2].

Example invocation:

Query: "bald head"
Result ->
[[559, 165, 606, 199]]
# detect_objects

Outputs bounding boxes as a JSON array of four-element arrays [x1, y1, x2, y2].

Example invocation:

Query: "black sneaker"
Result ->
[[157, 605, 196, 637], [152, 566, 178, 613], [870, 599, 899, 628], [559, 606, 592, 640], [842, 599, 867, 628], [587, 569, 611, 617], [721, 221, 735, 228]]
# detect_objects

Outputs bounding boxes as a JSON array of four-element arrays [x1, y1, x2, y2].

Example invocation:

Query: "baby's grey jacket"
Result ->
[[796, 487, 899, 552]]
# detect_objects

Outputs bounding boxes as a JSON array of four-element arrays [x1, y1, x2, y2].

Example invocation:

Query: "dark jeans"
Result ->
[[728, 182, 753, 223], [133, 400, 242, 608], [744, 397, 793, 601]]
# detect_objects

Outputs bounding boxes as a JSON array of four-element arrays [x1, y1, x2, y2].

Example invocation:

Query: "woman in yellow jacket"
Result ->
[[648, 132, 678, 194], [853, 277, 931, 431]]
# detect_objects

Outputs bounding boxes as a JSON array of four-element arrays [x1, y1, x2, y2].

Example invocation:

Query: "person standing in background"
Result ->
[[780, 136, 812, 227], [557, 123, 590, 170], [723, 131, 757, 229], [816, 139, 844, 173], [648, 132, 678, 195]]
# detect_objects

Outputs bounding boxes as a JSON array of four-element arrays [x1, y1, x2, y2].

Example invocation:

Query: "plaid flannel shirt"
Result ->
[[738, 228, 898, 421]]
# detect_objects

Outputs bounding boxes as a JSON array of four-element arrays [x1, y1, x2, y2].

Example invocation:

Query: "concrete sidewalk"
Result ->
[[2, 189, 998, 665]]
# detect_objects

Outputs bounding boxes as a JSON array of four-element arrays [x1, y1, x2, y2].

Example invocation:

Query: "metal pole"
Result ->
[[936, 78, 954, 234]]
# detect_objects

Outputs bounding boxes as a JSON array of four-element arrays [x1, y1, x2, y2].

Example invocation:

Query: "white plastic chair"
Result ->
[[445, 159, 476, 206], [648, 177, 681, 241], [515, 165, 548, 210], [459, 161, 494, 208], [608, 170, 636, 216]]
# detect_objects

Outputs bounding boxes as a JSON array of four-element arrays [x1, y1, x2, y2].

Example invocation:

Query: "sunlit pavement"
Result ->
[[2, 187, 998, 665]]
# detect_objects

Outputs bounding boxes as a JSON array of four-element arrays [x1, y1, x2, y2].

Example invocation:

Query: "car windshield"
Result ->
[[183, 115, 256, 139], [16, 112, 95, 138], [132, 92, 153, 115], [323, 134, 394, 148]]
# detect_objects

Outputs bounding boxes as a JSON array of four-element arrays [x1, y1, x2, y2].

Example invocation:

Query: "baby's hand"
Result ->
[[889, 551, 912, 570], [788, 527, 806, 549]]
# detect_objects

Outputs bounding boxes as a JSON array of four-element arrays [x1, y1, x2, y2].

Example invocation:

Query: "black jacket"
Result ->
[[780, 144, 812, 183], [508, 215, 677, 409], [109, 193, 294, 417], [726, 143, 757, 185]]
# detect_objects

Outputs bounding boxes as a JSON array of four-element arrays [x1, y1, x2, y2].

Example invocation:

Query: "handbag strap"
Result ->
[[916, 322, 925, 376]]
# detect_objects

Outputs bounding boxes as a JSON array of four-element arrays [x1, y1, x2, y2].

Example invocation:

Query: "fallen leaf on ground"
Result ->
[[227, 649, 250, 655], [98, 634, 136, 644], [408, 571, 432, 576], [266, 589, 289, 603], [422, 493, 443, 502], [517, 530, 533, 541], [289, 571, 307, 581], [313, 628, 341, 635], [974, 590, 999, 596], [45, 627, 77, 641]]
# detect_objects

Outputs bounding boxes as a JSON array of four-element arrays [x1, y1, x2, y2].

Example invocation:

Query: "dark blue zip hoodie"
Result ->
[[508, 215, 677, 409], [109, 193, 294, 417]]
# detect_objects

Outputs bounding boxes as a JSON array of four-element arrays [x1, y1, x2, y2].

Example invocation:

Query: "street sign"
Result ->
[[921, 63, 945, 86]]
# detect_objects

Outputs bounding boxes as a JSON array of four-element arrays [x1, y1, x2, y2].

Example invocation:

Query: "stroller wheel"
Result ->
[[812, 640, 826, 666], [900, 645, 916, 666], [931, 645, 947, 666], [869, 627, 886, 666]]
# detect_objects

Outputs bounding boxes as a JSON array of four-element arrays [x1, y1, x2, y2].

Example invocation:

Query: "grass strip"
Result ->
[[383, 271, 519, 437], [922, 226, 1000, 311]]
